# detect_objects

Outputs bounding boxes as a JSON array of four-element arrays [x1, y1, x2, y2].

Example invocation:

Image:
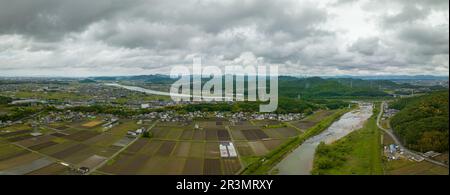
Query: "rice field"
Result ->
[[0, 115, 327, 175]]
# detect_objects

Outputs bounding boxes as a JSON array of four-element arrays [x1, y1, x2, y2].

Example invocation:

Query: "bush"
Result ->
[[142, 131, 152, 138]]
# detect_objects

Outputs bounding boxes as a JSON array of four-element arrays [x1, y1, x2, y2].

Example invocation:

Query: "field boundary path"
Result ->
[[377, 101, 448, 168], [10, 142, 79, 173], [87, 120, 159, 175]]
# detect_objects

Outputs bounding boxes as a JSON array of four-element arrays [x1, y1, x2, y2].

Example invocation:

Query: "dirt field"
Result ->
[[82, 120, 103, 128], [156, 141, 176, 156], [262, 129, 284, 139], [125, 138, 148, 154], [150, 127, 169, 139], [180, 129, 194, 140], [0, 158, 53, 175], [235, 142, 255, 156], [230, 130, 247, 140], [99, 153, 135, 174], [112, 137, 135, 147], [51, 144, 88, 159], [75, 119, 298, 175], [183, 158, 203, 175], [252, 120, 281, 127], [221, 159, 241, 174], [83, 133, 120, 147], [248, 141, 269, 156], [165, 129, 183, 140], [0, 152, 41, 170], [16, 135, 56, 148], [203, 159, 222, 175], [138, 140, 163, 155], [291, 121, 316, 130], [262, 139, 284, 150], [64, 131, 100, 142], [173, 142, 191, 157], [189, 142, 205, 158], [7, 134, 34, 142], [386, 159, 449, 175], [231, 124, 260, 131], [204, 142, 220, 158], [0, 130, 32, 138], [0, 150, 30, 162], [161, 157, 186, 174], [0, 142, 30, 162], [28, 141, 58, 151], [26, 163, 71, 175], [270, 127, 299, 137], [205, 129, 218, 141], [217, 130, 231, 141], [192, 130, 205, 140], [78, 155, 108, 169]]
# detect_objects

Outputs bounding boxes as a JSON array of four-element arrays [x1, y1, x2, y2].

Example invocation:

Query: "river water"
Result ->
[[274, 103, 373, 175], [104, 83, 238, 100]]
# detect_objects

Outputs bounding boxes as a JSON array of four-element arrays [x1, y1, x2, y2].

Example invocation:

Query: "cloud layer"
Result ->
[[0, 0, 448, 77]]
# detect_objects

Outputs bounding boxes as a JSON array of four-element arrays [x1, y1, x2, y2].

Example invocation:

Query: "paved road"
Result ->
[[377, 101, 448, 168]]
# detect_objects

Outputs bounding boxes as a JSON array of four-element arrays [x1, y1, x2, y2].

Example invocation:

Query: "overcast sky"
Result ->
[[0, 0, 448, 77]]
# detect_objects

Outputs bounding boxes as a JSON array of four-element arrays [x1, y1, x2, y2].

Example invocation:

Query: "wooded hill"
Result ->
[[390, 91, 449, 152]]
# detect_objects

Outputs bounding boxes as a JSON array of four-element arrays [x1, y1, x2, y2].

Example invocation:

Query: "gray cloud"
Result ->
[[349, 37, 380, 56], [0, 0, 133, 41], [382, 4, 430, 27], [0, 0, 448, 77]]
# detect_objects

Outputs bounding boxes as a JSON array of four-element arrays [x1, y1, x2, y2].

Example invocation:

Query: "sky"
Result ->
[[0, 0, 448, 77]]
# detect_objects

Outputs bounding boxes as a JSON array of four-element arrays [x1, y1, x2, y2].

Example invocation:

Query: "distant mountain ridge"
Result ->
[[89, 74, 449, 82], [321, 75, 449, 80]]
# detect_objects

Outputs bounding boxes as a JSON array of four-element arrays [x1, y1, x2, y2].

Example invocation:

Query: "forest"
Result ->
[[390, 91, 449, 152]]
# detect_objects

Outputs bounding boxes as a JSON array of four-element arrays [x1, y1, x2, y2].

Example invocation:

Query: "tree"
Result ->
[[142, 131, 152, 138]]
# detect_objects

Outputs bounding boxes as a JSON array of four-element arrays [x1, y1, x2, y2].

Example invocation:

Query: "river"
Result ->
[[104, 83, 237, 100], [274, 103, 373, 175]]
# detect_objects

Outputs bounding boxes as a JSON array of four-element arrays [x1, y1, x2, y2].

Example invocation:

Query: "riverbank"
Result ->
[[311, 103, 383, 175], [241, 108, 351, 175], [272, 103, 373, 175]]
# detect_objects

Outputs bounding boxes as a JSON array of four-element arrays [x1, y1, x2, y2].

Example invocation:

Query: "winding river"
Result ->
[[274, 103, 373, 175], [104, 83, 237, 100]]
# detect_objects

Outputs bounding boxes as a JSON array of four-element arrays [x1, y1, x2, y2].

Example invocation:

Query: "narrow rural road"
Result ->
[[377, 102, 448, 168], [10, 142, 79, 173], [88, 120, 159, 175]]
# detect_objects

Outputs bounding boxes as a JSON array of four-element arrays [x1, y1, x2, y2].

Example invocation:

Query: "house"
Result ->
[[127, 127, 146, 137], [141, 104, 150, 109], [389, 144, 397, 154], [127, 131, 138, 136]]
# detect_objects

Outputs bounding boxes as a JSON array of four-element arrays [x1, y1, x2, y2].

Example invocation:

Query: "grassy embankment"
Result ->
[[311, 103, 383, 175], [241, 108, 352, 175]]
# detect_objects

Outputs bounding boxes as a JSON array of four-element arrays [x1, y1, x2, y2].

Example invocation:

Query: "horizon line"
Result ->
[[0, 74, 449, 79]]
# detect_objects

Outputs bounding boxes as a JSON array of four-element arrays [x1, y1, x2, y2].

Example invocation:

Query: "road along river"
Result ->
[[274, 103, 373, 175]]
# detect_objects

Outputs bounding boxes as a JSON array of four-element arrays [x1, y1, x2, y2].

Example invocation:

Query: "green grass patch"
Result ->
[[241, 108, 350, 175], [0, 143, 24, 157], [311, 104, 383, 175]]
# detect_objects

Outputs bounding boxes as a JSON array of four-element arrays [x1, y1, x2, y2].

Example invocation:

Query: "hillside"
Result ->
[[278, 77, 390, 98], [390, 91, 449, 152], [92, 75, 392, 99]]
